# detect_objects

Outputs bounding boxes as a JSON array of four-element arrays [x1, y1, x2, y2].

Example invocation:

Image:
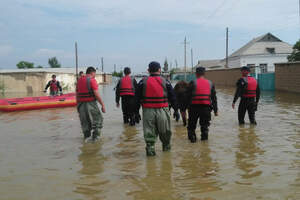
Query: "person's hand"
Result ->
[[215, 112, 219, 116], [254, 103, 258, 111], [232, 103, 235, 109], [101, 106, 106, 113], [116, 103, 120, 108]]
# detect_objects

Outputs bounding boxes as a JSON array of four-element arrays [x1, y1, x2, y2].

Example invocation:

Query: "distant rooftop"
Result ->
[[229, 33, 292, 58]]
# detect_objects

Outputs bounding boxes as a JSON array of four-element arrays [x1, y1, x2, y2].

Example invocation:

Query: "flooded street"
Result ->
[[0, 83, 300, 200]]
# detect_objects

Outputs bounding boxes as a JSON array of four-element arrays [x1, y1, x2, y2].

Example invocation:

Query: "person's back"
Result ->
[[136, 61, 179, 156], [76, 67, 106, 142], [115, 67, 139, 125], [186, 67, 218, 142]]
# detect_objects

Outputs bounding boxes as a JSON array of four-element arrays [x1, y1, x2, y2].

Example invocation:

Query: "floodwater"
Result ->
[[0, 83, 300, 200]]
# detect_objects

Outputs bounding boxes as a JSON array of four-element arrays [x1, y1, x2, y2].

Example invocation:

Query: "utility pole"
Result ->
[[75, 42, 78, 81], [175, 59, 178, 68], [226, 27, 229, 68], [191, 48, 194, 72], [184, 37, 187, 80], [114, 64, 116, 73], [101, 57, 104, 72]]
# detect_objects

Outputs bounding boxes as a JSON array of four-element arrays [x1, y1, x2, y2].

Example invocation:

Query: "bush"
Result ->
[[16, 61, 34, 69]]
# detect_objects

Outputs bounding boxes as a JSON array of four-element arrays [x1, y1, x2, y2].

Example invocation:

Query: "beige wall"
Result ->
[[275, 62, 300, 93], [0, 72, 112, 93], [205, 68, 244, 87]]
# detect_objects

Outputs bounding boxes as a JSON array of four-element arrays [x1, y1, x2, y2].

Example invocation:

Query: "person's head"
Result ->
[[124, 67, 131, 75], [86, 67, 96, 78], [241, 66, 250, 77], [79, 71, 84, 77], [52, 74, 56, 81], [148, 61, 161, 74], [195, 66, 206, 78]]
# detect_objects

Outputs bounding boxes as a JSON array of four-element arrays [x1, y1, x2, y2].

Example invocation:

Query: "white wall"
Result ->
[[240, 54, 289, 72], [228, 57, 240, 68]]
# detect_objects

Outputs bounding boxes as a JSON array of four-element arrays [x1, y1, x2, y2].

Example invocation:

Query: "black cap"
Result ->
[[148, 61, 161, 73], [196, 66, 206, 74], [241, 66, 250, 72], [52, 74, 56, 78]]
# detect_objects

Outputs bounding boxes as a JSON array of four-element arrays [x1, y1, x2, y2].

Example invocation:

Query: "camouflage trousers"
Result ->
[[77, 101, 103, 139], [142, 107, 171, 146]]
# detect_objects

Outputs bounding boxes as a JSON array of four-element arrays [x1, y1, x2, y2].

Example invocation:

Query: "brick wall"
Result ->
[[275, 62, 300, 93]]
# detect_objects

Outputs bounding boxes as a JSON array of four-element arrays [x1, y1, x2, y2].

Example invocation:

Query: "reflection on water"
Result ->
[[0, 84, 300, 200], [75, 142, 106, 199], [235, 126, 264, 183]]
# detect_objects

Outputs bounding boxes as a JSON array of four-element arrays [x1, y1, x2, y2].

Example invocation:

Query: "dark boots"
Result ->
[[146, 143, 156, 156], [201, 131, 208, 141], [123, 115, 129, 124], [201, 127, 208, 141], [162, 143, 171, 152], [188, 130, 197, 143]]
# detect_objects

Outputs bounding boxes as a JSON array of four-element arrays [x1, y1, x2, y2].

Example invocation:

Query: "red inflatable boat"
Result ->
[[0, 93, 76, 112]]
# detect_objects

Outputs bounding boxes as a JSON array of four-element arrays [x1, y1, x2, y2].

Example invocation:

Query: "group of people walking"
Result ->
[[74, 62, 260, 156]]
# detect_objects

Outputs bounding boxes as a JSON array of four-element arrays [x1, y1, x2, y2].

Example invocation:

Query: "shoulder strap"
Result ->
[[86, 77, 94, 96]]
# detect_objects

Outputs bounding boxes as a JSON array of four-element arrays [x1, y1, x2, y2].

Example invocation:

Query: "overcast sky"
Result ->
[[0, 0, 299, 72]]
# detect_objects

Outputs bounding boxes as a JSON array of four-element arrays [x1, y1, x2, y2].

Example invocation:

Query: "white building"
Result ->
[[226, 33, 292, 72], [195, 33, 293, 73]]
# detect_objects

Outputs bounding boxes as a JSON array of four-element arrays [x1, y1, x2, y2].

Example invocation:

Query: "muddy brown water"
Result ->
[[0, 84, 300, 200]]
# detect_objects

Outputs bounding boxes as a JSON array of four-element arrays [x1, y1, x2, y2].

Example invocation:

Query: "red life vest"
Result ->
[[242, 76, 257, 98], [76, 76, 96, 102], [142, 76, 168, 108], [191, 78, 212, 105], [120, 75, 135, 96], [50, 81, 58, 92]]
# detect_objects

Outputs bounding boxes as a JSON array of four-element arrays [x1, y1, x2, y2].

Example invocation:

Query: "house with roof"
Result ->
[[195, 33, 293, 73], [226, 33, 292, 72]]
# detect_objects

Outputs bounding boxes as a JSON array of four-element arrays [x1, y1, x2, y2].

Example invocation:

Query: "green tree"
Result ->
[[48, 57, 61, 68], [287, 39, 300, 62], [36, 65, 43, 68], [16, 61, 34, 69], [112, 70, 123, 77], [163, 58, 169, 72]]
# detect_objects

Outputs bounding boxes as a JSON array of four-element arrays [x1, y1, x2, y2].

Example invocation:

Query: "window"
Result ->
[[260, 64, 268, 73], [266, 48, 275, 54]]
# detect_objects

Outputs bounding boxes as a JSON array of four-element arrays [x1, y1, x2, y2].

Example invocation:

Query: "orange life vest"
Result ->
[[191, 78, 212, 105], [120, 75, 135, 96], [50, 81, 58, 92], [76, 76, 96, 102], [142, 76, 168, 108], [242, 76, 257, 98]]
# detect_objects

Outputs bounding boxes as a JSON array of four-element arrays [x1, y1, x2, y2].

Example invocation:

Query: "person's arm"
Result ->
[[166, 81, 178, 111], [90, 78, 105, 113], [115, 80, 121, 106], [57, 81, 63, 93], [136, 80, 144, 106], [210, 84, 218, 115], [232, 79, 243, 109], [44, 81, 50, 91], [185, 81, 194, 107], [256, 84, 260, 104], [94, 90, 106, 113]]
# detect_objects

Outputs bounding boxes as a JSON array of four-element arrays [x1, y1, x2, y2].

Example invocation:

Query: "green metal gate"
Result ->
[[251, 73, 275, 91]]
